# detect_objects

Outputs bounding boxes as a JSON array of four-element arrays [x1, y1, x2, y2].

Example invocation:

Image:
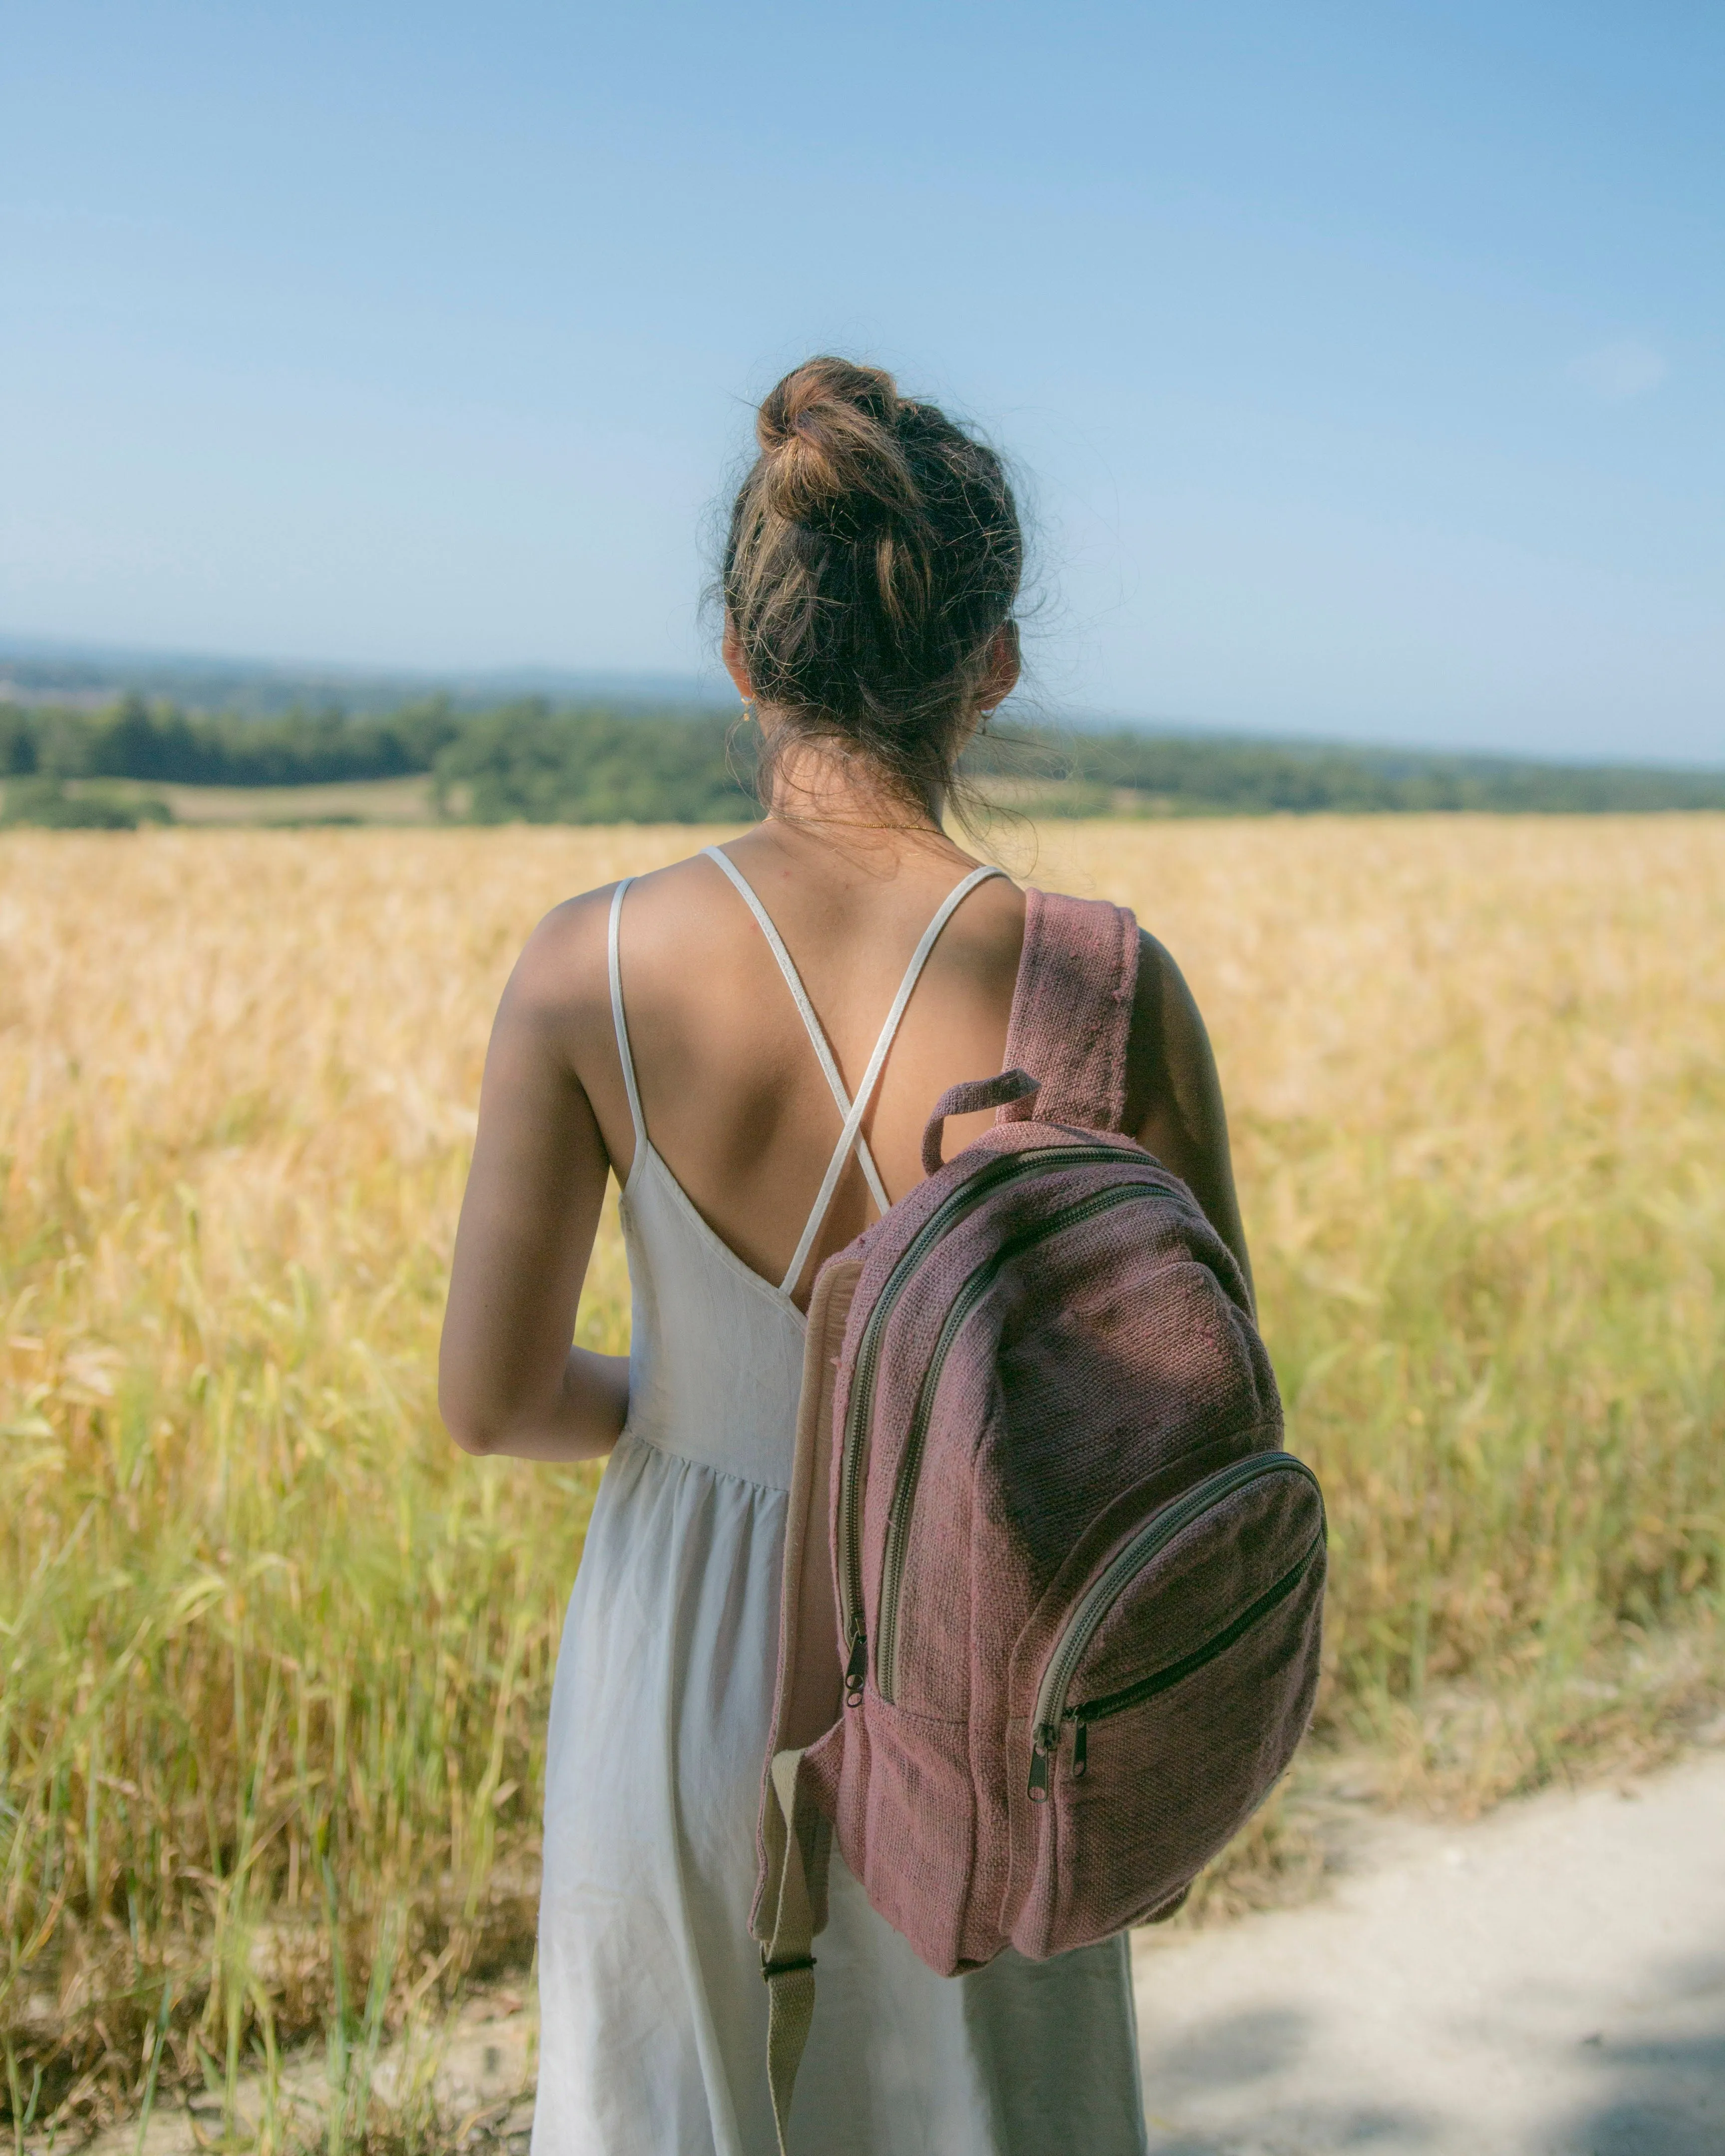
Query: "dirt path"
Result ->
[[72, 1741, 1725, 2154], [1134, 1744, 1725, 2155]]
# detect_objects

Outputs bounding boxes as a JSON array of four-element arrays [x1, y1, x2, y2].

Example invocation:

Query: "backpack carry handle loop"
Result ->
[[920, 1069, 1041, 1177]]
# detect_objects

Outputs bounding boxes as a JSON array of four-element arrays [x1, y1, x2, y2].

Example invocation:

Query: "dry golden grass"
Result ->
[[2, 818, 1722, 2141]]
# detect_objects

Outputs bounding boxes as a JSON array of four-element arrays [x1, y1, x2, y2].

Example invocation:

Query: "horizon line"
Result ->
[[1, 629, 1721, 778]]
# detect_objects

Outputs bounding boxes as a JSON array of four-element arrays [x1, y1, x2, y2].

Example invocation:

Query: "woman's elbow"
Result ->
[[438, 1376, 505, 1457], [443, 1414, 498, 1457]]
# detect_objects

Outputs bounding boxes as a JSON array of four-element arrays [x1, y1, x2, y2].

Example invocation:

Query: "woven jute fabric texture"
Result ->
[[999, 888, 1138, 1130]]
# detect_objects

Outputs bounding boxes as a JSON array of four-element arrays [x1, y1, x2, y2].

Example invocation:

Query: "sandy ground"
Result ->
[[1134, 1745, 1725, 2155], [66, 1740, 1725, 2155]]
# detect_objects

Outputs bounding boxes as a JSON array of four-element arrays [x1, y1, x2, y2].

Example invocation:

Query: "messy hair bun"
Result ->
[[723, 356, 1022, 813], [753, 360, 920, 528]]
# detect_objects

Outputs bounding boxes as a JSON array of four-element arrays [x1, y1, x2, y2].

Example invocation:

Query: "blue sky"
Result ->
[[3, 1, 1720, 760]]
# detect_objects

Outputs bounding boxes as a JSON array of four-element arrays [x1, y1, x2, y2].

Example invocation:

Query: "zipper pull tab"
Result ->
[[844, 1633, 867, 1708], [1027, 1727, 1055, 1802], [1071, 1719, 1088, 1780]]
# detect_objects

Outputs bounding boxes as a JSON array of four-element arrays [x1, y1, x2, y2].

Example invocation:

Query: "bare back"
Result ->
[[590, 832, 1029, 1295], [438, 818, 1249, 1461]]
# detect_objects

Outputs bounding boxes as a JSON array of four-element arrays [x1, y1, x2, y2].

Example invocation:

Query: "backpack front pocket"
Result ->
[[1012, 1452, 1325, 1958]]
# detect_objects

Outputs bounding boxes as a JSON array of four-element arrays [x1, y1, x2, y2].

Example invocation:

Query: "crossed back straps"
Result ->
[[699, 847, 1007, 1294], [608, 864, 1137, 1299]]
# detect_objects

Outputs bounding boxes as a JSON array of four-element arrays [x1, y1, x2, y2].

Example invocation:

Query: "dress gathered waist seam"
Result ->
[[614, 1422, 794, 1498]]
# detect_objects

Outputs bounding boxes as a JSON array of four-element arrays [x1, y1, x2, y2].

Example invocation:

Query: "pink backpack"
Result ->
[[753, 889, 1326, 2147]]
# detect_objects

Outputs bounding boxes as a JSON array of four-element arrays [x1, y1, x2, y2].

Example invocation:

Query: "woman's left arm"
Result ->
[[439, 899, 629, 1461], [1124, 928, 1255, 1313]]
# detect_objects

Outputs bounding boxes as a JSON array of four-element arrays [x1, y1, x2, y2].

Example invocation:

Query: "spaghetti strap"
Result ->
[[701, 847, 893, 1216], [607, 877, 647, 1174], [777, 862, 1004, 1294]]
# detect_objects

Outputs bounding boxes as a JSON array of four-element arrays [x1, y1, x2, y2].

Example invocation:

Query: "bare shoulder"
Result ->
[[936, 863, 1027, 991], [503, 853, 715, 1006], [955, 864, 1029, 939], [497, 852, 730, 1069], [498, 883, 616, 1042]]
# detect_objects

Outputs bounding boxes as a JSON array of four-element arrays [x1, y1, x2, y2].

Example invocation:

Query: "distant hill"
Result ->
[[0, 636, 728, 720], [970, 724, 1725, 817], [4, 684, 1725, 827]]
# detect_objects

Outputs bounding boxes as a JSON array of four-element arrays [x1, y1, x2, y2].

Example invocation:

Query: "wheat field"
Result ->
[[2, 819, 1722, 2140]]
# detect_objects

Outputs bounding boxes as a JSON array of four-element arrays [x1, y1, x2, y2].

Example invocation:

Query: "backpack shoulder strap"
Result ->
[[1001, 887, 1139, 1133]]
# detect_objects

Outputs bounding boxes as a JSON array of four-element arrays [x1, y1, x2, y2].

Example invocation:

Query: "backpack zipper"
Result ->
[[836, 1144, 1140, 1705], [1027, 1453, 1324, 1799], [874, 1183, 1168, 1704]]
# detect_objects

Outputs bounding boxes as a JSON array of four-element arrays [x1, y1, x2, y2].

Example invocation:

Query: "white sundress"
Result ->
[[530, 850, 1149, 2156]]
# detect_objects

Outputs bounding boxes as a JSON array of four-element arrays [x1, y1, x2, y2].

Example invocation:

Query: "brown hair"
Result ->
[[723, 356, 1022, 814]]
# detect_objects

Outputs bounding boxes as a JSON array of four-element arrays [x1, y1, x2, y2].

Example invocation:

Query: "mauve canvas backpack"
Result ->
[[752, 889, 1326, 2149]]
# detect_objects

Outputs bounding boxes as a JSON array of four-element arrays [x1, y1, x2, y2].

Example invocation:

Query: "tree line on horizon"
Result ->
[[3, 692, 1723, 826]]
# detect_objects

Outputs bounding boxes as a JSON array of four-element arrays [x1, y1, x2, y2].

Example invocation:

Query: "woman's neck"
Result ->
[[757, 725, 955, 843]]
